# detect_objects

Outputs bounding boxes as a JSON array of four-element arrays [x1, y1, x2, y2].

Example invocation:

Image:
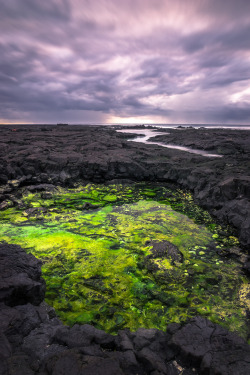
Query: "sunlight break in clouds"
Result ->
[[0, 0, 250, 124], [230, 84, 250, 104], [108, 116, 159, 125]]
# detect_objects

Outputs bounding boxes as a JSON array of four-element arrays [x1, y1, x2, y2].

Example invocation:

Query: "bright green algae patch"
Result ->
[[0, 183, 249, 338]]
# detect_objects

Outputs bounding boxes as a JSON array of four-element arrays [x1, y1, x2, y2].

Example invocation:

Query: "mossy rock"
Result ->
[[0, 182, 248, 338], [146, 240, 183, 264]]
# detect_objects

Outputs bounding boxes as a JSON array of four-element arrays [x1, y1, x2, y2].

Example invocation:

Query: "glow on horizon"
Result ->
[[0, 118, 35, 124], [108, 116, 161, 125]]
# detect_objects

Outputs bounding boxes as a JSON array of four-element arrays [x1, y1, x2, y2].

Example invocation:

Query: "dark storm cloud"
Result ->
[[182, 24, 250, 55], [200, 0, 250, 20], [132, 57, 186, 84], [0, 0, 70, 22], [132, 57, 196, 97], [201, 63, 250, 89], [0, 0, 250, 123], [210, 105, 250, 122]]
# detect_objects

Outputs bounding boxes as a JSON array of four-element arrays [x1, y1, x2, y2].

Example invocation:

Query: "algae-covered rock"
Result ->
[[0, 200, 13, 210], [145, 240, 183, 264]]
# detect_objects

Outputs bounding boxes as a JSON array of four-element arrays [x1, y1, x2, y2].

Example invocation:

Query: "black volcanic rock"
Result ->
[[0, 125, 250, 246], [169, 316, 250, 375], [1, 125, 250, 374], [146, 240, 183, 264], [0, 243, 45, 307]]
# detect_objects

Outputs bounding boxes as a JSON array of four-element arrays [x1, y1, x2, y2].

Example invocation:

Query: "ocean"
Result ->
[[1, 123, 250, 130]]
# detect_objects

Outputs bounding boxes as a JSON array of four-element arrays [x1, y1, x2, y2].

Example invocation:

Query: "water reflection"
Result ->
[[117, 129, 222, 158]]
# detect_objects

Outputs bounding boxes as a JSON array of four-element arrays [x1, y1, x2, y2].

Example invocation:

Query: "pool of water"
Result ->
[[0, 183, 248, 337], [117, 129, 222, 157]]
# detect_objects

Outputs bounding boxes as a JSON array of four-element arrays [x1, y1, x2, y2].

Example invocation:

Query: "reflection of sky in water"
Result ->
[[117, 129, 222, 158]]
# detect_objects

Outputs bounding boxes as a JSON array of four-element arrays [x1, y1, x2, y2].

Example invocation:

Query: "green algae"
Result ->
[[0, 183, 249, 338]]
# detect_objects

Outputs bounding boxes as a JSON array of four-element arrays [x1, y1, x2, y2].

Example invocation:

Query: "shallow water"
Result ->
[[0, 183, 248, 337], [117, 129, 222, 157]]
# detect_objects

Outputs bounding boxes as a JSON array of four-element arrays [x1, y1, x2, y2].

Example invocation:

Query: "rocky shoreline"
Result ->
[[0, 124, 250, 374], [0, 125, 250, 249], [1, 242, 250, 375]]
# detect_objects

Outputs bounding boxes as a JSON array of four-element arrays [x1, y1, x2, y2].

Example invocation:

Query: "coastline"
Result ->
[[0, 124, 250, 374], [1, 125, 249, 247]]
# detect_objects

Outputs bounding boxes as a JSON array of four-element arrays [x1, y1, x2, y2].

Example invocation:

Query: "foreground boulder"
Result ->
[[169, 316, 250, 375], [0, 243, 45, 306]]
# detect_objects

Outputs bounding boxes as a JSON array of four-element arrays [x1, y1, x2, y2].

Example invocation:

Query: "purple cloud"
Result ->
[[0, 0, 250, 124]]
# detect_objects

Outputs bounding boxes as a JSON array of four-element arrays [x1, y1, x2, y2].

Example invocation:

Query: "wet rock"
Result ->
[[54, 324, 115, 350], [46, 352, 125, 375], [0, 200, 13, 210], [41, 192, 53, 199], [45, 350, 84, 375], [219, 177, 238, 200], [24, 207, 47, 217], [133, 328, 162, 351], [111, 350, 140, 374], [0, 303, 49, 349], [169, 316, 250, 375], [7, 353, 36, 375], [22, 321, 63, 360], [82, 202, 99, 210], [27, 184, 56, 192], [0, 332, 12, 360], [75, 344, 105, 357], [243, 260, 250, 276], [81, 356, 125, 375], [136, 347, 167, 373], [217, 246, 248, 264], [115, 330, 134, 351], [0, 243, 45, 306], [59, 170, 71, 184], [141, 241, 184, 278], [146, 240, 183, 264], [8, 179, 24, 189], [216, 198, 250, 246], [0, 173, 8, 185]]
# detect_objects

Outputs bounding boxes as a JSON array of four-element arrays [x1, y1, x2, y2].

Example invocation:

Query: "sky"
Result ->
[[1, 0, 250, 125]]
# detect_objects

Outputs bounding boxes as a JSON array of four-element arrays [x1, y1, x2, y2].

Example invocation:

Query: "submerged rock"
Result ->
[[24, 207, 47, 217], [0, 200, 13, 210], [82, 202, 99, 210], [146, 240, 183, 264]]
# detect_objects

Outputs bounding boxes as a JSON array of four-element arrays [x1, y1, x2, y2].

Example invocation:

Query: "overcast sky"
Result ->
[[1, 0, 250, 124]]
